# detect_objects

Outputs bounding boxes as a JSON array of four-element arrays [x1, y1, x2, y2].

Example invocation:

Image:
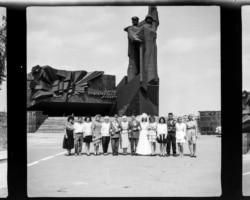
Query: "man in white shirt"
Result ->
[[73, 116, 84, 155]]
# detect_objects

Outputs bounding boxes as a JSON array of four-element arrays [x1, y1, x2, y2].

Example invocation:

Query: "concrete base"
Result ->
[[116, 75, 159, 116]]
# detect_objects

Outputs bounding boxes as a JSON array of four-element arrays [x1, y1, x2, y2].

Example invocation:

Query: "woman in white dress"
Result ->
[[175, 117, 187, 157], [120, 115, 130, 155], [136, 113, 152, 155], [186, 114, 198, 158], [92, 114, 102, 155]]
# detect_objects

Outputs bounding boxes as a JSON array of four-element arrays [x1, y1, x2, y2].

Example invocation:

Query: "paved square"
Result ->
[[28, 133, 221, 197], [243, 155, 250, 196], [0, 160, 7, 197]]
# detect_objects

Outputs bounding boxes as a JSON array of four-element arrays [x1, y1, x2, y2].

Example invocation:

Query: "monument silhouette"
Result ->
[[117, 6, 159, 116]]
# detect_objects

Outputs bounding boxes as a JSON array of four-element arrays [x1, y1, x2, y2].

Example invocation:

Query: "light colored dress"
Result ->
[[136, 122, 152, 155], [157, 123, 168, 143], [186, 120, 197, 144], [83, 122, 93, 136], [148, 122, 157, 142], [83, 122, 93, 143], [176, 123, 186, 143], [120, 121, 130, 148], [92, 120, 102, 145]]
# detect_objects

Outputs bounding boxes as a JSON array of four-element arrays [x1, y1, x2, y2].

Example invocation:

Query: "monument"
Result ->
[[27, 6, 160, 118], [27, 65, 117, 116], [117, 6, 159, 116]]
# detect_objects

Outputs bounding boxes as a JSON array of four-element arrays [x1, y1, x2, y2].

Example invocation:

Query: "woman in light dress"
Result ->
[[83, 116, 93, 156], [175, 117, 187, 157], [186, 114, 198, 158], [92, 114, 102, 155], [120, 115, 130, 155], [148, 115, 158, 156], [136, 113, 152, 155], [157, 117, 168, 157]]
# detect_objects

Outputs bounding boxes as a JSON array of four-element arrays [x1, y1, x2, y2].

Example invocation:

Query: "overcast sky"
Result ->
[[243, 6, 250, 91], [0, 7, 6, 112], [26, 6, 221, 116]]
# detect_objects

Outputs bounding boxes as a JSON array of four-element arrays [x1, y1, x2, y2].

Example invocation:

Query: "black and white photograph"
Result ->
[[0, 7, 7, 198], [26, 6, 221, 197], [242, 5, 250, 197]]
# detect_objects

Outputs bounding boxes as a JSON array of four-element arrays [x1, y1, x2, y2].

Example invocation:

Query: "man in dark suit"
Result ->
[[129, 115, 141, 155], [110, 114, 121, 156], [167, 113, 177, 157]]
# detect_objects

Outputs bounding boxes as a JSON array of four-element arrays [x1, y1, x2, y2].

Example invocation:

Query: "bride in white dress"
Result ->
[[136, 113, 152, 155]]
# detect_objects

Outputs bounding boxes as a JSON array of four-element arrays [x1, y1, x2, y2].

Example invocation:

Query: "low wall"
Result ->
[[243, 132, 250, 154]]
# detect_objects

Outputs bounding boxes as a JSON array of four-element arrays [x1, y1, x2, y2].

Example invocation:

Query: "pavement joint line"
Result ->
[[28, 161, 39, 167], [27, 151, 66, 167], [243, 172, 250, 176], [55, 151, 67, 156], [41, 156, 54, 161]]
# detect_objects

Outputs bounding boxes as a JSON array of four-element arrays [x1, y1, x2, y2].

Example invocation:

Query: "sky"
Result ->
[[27, 6, 221, 116], [0, 7, 6, 112], [243, 6, 250, 91]]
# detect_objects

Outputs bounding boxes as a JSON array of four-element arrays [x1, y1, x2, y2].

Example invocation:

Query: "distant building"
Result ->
[[198, 111, 221, 135]]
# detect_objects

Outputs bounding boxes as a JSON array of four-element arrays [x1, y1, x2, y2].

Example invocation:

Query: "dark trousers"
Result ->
[[74, 133, 83, 154], [130, 138, 139, 153], [111, 138, 119, 155], [102, 136, 110, 153], [167, 133, 176, 155]]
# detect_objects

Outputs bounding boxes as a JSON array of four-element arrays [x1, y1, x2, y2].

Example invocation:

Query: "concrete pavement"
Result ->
[[0, 150, 7, 161], [28, 133, 221, 197], [243, 154, 250, 196], [0, 150, 7, 197]]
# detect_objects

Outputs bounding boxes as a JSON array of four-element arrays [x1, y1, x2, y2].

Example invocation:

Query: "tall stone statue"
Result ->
[[124, 16, 141, 82], [137, 6, 159, 87], [124, 6, 159, 87], [118, 6, 159, 116]]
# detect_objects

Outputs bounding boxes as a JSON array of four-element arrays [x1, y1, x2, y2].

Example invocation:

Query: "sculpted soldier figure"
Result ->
[[119, 6, 159, 116], [124, 6, 159, 86], [136, 6, 159, 86], [124, 16, 141, 82]]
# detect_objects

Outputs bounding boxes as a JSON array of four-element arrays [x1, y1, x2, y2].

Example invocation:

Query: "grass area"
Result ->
[[0, 126, 7, 151]]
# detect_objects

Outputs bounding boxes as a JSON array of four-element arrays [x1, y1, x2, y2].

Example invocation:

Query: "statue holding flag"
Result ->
[[124, 6, 159, 87], [118, 6, 159, 116]]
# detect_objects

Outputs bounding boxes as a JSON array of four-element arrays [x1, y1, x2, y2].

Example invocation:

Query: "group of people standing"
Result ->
[[63, 112, 198, 158]]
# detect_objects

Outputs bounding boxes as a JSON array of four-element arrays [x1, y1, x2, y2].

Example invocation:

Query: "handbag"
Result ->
[[62, 134, 68, 148]]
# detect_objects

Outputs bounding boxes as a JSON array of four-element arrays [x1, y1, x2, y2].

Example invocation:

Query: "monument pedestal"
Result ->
[[116, 74, 159, 116]]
